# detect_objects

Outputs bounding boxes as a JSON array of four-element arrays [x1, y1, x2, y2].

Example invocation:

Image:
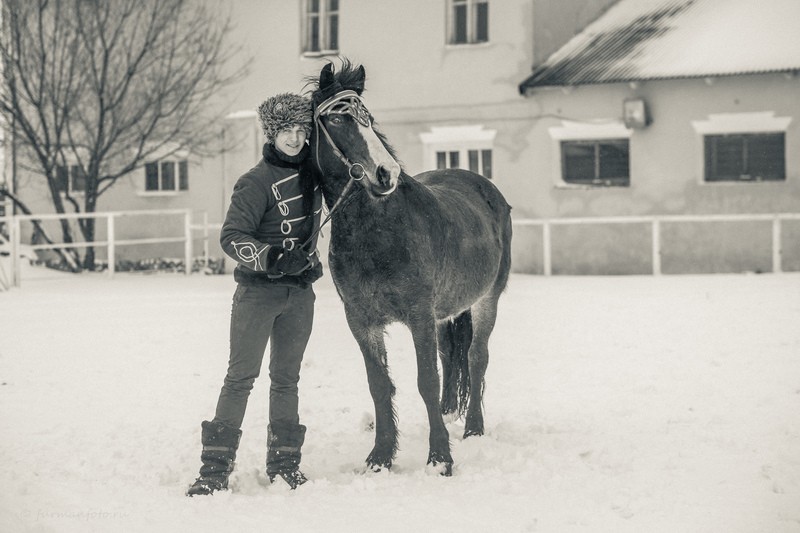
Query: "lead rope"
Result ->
[[299, 117, 365, 252], [299, 171, 360, 251]]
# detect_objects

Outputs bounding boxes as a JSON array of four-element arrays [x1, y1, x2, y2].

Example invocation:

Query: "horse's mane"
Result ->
[[303, 57, 363, 106], [303, 58, 404, 170]]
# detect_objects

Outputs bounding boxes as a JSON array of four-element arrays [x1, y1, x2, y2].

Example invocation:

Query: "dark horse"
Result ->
[[307, 61, 512, 476]]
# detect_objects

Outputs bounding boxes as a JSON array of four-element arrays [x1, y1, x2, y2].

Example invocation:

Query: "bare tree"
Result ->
[[0, 0, 247, 270]]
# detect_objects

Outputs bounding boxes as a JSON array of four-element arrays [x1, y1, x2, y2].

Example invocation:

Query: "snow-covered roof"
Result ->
[[519, 0, 800, 91]]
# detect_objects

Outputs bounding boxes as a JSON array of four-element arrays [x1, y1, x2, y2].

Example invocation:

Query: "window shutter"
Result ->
[[453, 1, 468, 43], [145, 163, 159, 191], [747, 133, 784, 180], [56, 165, 69, 192], [481, 149, 492, 179], [161, 162, 175, 190], [562, 142, 595, 183], [327, 0, 339, 50], [598, 141, 629, 180], [178, 161, 189, 191], [71, 165, 87, 192], [475, 1, 489, 42]]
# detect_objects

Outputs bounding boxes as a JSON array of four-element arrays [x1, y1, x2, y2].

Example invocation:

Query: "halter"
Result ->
[[312, 90, 372, 181], [315, 89, 372, 127], [301, 90, 374, 250]]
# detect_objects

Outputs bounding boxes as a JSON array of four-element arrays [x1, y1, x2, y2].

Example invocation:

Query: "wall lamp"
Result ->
[[623, 98, 650, 129]]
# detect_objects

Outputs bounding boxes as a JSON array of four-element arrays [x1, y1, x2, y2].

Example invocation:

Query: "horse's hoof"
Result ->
[[426, 460, 453, 477], [427, 452, 453, 477], [463, 427, 484, 438], [366, 460, 392, 473]]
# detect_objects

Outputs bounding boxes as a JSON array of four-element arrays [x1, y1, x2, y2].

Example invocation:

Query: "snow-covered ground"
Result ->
[[1, 266, 799, 533]]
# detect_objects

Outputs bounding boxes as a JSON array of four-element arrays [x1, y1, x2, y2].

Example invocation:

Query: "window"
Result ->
[[55, 164, 87, 194], [692, 112, 791, 184], [548, 120, 633, 188], [421, 125, 496, 179], [144, 160, 188, 193], [303, 0, 339, 54], [704, 133, 785, 182], [436, 149, 493, 179], [449, 0, 489, 45], [561, 139, 630, 187]]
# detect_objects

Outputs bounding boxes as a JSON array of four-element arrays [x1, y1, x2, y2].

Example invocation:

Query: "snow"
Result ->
[[535, 0, 800, 83], [1, 266, 799, 532]]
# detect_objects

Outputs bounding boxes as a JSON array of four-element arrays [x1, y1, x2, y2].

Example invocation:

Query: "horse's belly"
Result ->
[[332, 252, 499, 324], [329, 252, 419, 324], [432, 247, 502, 318]]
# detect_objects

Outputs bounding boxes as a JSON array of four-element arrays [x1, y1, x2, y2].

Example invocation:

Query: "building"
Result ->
[[210, 0, 618, 272], [6, 0, 800, 274], [516, 0, 800, 274]]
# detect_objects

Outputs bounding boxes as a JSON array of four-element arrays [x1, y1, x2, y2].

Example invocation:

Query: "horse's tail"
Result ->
[[439, 309, 473, 418]]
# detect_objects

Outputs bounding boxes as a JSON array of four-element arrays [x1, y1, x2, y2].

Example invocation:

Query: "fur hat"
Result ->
[[257, 93, 313, 144]]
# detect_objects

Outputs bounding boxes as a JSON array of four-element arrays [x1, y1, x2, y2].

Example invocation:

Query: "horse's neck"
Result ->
[[332, 185, 397, 233], [320, 178, 347, 210]]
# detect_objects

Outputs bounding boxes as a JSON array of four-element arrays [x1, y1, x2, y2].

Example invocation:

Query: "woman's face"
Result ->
[[274, 125, 308, 157]]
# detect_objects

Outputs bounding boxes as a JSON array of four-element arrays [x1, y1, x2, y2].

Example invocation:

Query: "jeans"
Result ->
[[212, 283, 315, 430]]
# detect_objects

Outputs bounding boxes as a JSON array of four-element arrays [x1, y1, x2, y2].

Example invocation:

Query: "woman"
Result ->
[[188, 93, 323, 496]]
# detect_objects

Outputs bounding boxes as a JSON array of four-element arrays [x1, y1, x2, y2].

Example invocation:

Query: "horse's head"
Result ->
[[310, 61, 401, 198]]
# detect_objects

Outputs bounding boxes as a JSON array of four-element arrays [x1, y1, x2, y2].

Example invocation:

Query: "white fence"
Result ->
[[0, 209, 221, 288], [514, 212, 800, 275], [3, 209, 799, 288]]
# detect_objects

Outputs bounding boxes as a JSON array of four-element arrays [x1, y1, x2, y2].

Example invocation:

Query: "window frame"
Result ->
[[435, 148, 493, 179], [55, 163, 88, 196], [560, 139, 630, 187], [548, 120, 633, 189], [302, 0, 339, 56], [142, 159, 189, 195], [691, 112, 791, 184], [703, 132, 785, 182], [420, 125, 496, 180], [447, 0, 489, 46]]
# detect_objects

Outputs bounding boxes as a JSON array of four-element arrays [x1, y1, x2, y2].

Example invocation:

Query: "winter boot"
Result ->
[[187, 420, 242, 496], [266, 422, 308, 489]]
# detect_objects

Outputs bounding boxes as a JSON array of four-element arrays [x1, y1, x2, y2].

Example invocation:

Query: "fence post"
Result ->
[[652, 219, 662, 276], [542, 221, 552, 276], [202, 211, 210, 268], [12, 216, 21, 288], [107, 213, 116, 278], [184, 210, 192, 275], [772, 216, 782, 273]]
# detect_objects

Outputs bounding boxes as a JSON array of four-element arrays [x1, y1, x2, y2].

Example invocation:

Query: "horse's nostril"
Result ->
[[376, 165, 392, 186]]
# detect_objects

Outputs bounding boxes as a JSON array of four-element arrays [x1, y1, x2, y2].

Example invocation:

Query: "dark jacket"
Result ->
[[220, 144, 323, 287]]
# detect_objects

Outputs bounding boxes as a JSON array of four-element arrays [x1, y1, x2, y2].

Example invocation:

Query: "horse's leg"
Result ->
[[437, 321, 459, 416], [409, 313, 453, 476], [344, 309, 397, 471], [463, 295, 500, 438]]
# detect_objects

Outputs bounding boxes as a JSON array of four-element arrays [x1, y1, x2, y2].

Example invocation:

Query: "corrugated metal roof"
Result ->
[[520, 0, 800, 92]]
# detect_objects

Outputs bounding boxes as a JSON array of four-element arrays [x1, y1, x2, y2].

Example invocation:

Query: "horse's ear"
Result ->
[[353, 65, 366, 95], [320, 63, 335, 91]]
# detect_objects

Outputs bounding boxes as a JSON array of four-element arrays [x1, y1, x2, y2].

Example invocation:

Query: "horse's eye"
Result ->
[[328, 115, 344, 125]]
